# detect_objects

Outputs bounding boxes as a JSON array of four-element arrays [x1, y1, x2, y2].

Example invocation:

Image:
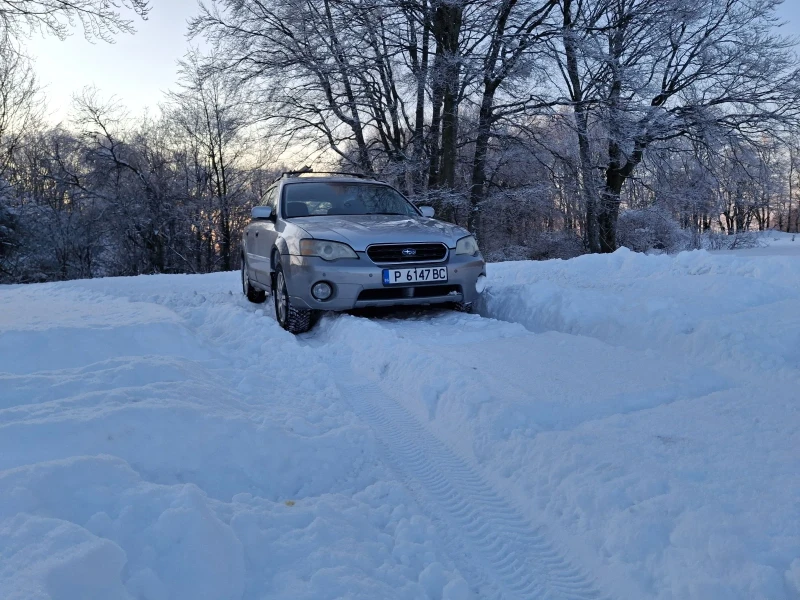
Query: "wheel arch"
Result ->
[[272, 238, 290, 270]]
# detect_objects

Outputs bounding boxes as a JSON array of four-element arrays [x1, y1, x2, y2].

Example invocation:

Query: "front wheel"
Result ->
[[242, 259, 266, 304], [273, 264, 315, 333]]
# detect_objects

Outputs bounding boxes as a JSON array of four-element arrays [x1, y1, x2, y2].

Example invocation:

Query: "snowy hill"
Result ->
[[1, 239, 798, 600]]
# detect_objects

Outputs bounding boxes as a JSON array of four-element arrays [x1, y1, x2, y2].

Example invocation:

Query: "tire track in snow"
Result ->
[[334, 371, 607, 600]]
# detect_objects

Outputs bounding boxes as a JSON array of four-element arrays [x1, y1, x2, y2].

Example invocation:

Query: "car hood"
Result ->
[[293, 215, 469, 251]]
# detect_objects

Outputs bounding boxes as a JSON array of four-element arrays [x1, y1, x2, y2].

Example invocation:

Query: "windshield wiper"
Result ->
[[364, 211, 406, 215]]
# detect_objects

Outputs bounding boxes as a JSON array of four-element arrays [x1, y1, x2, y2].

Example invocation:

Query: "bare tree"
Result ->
[[0, 0, 149, 42], [190, 0, 380, 174], [465, 0, 559, 234], [0, 34, 41, 275], [786, 144, 799, 234], [0, 38, 40, 175], [168, 51, 254, 271]]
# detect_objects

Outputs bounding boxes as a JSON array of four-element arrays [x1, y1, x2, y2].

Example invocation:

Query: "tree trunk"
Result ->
[[427, 48, 444, 189], [411, 2, 430, 193], [598, 138, 646, 253], [789, 147, 795, 233], [323, 0, 373, 175], [562, 0, 599, 252], [432, 2, 462, 190], [468, 84, 496, 235], [440, 82, 459, 188], [574, 111, 599, 252], [599, 168, 624, 252]]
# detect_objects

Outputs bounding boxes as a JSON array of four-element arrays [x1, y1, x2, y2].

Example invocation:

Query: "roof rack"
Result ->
[[277, 167, 371, 181]]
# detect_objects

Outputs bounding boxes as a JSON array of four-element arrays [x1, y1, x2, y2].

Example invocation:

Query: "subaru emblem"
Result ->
[[402, 248, 417, 256]]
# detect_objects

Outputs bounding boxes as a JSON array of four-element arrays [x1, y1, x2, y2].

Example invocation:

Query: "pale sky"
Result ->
[[24, 0, 800, 125], [27, 0, 201, 124], [776, 1, 800, 37]]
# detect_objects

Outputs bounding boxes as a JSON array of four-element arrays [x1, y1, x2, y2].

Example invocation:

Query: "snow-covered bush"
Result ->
[[617, 208, 691, 254], [484, 245, 532, 262], [485, 231, 585, 262], [525, 231, 585, 260], [702, 231, 765, 251]]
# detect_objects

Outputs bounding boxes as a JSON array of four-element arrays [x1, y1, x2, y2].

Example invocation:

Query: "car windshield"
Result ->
[[282, 182, 419, 218]]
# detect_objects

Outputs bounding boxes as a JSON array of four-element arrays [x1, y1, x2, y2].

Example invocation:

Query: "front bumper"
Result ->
[[283, 252, 486, 311]]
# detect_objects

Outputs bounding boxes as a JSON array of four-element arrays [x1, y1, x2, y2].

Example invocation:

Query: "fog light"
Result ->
[[475, 275, 487, 294], [312, 281, 333, 301]]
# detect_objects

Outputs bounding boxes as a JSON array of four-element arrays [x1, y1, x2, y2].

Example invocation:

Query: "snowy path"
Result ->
[[170, 285, 609, 600], [2, 241, 799, 600]]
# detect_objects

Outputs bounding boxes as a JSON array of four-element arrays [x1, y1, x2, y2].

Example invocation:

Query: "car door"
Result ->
[[246, 186, 277, 285], [259, 185, 282, 280]]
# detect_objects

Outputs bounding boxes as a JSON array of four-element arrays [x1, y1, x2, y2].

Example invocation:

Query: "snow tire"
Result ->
[[273, 263, 315, 334], [242, 258, 266, 304]]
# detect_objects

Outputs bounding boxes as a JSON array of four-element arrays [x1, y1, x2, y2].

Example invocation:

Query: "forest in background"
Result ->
[[1, 0, 800, 283]]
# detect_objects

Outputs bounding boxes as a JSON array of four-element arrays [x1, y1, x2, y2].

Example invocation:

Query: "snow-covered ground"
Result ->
[[1, 234, 798, 600]]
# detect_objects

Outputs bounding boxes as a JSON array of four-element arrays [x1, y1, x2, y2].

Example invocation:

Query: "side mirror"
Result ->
[[251, 206, 273, 220], [419, 206, 435, 218]]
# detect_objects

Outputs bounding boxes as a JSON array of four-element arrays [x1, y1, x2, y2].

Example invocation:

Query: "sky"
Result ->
[[24, 0, 800, 125], [27, 0, 201, 124], [776, 1, 800, 37]]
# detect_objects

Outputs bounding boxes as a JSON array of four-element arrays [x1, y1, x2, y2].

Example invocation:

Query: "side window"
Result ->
[[261, 186, 278, 212], [270, 186, 280, 213]]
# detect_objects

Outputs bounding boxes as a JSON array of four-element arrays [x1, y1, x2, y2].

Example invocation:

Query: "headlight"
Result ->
[[455, 235, 480, 256], [300, 239, 358, 261]]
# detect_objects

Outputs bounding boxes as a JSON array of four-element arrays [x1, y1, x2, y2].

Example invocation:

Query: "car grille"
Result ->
[[366, 243, 448, 264]]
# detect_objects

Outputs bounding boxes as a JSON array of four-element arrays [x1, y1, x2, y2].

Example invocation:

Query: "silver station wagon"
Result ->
[[241, 171, 487, 333]]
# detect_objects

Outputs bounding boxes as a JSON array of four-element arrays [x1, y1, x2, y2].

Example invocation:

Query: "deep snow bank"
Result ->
[[480, 245, 800, 371]]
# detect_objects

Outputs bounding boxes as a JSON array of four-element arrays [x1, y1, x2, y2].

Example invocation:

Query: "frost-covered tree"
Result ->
[[556, 0, 800, 251], [190, 0, 387, 177], [0, 34, 40, 277], [780, 144, 800, 234], [5, 0, 800, 284], [464, 0, 559, 233], [0, 0, 149, 42], [0, 186, 17, 276], [168, 51, 256, 271]]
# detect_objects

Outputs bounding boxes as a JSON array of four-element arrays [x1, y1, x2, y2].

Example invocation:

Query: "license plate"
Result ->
[[383, 267, 448, 285]]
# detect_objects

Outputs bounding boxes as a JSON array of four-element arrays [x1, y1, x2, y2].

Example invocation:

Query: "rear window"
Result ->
[[282, 182, 419, 218]]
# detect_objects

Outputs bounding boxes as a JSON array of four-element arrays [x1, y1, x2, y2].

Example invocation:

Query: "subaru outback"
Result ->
[[241, 171, 487, 333]]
